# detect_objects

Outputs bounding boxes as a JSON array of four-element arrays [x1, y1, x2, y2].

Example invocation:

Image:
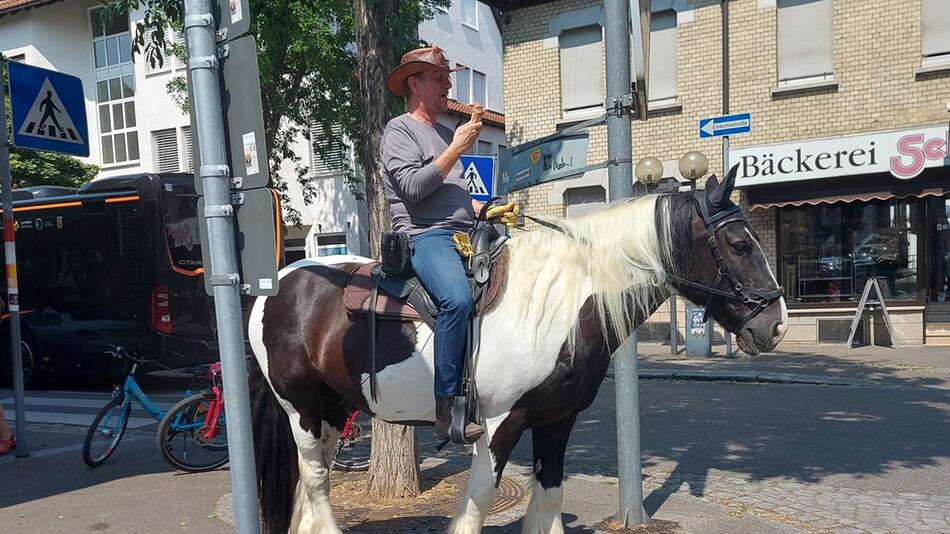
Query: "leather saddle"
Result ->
[[341, 224, 510, 330]]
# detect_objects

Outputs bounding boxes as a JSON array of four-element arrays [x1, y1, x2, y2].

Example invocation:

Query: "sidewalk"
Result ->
[[633, 342, 950, 389]]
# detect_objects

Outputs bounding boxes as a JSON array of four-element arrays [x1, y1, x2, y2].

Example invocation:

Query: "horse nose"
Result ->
[[773, 322, 788, 343]]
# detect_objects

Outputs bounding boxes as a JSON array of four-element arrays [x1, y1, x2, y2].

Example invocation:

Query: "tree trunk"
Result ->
[[353, 0, 421, 499]]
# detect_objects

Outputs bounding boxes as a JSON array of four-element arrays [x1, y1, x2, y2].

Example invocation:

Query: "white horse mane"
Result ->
[[504, 194, 675, 351]]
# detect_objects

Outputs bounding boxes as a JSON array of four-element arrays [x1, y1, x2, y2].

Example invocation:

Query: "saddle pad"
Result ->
[[342, 262, 423, 322], [342, 247, 510, 323]]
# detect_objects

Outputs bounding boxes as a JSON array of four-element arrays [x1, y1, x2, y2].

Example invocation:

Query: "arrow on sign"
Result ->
[[698, 113, 752, 138]]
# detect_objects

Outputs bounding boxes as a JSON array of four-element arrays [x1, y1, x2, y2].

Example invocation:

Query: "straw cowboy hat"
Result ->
[[386, 47, 463, 97]]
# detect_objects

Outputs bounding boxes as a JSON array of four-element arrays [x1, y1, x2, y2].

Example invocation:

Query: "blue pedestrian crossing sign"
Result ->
[[8, 61, 89, 157], [460, 155, 494, 202]]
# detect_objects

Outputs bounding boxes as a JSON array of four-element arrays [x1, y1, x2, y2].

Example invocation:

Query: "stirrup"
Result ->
[[449, 395, 483, 445]]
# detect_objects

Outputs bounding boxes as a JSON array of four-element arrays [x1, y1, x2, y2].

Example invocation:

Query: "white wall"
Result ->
[[419, 1, 505, 114]]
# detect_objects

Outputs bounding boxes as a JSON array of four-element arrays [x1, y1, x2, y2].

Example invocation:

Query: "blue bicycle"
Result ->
[[82, 345, 213, 468]]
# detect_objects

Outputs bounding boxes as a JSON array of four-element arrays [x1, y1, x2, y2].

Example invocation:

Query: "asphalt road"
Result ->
[[501, 377, 950, 496]]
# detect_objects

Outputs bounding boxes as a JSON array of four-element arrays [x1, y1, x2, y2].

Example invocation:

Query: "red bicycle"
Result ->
[[155, 362, 229, 473], [331, 410, 370, 472]]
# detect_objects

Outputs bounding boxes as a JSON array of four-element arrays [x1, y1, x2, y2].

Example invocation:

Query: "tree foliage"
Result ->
[[102, 0, 447, 224]]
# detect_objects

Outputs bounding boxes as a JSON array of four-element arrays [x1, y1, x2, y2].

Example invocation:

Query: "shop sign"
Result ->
[[734, 124, 949, 187]]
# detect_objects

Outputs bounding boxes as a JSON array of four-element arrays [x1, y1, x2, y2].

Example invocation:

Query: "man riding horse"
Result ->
[[380, 46, 516, 445]]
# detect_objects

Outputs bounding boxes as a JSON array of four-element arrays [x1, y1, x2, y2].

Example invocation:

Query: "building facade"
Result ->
[[493, 0, 950, 345]]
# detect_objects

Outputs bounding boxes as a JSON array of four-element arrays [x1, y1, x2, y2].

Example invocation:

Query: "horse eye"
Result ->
[[731, 241, 749, 254]]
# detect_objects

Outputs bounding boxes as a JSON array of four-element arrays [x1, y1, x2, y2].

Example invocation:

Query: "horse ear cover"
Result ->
[[704, 163, 740, 212]]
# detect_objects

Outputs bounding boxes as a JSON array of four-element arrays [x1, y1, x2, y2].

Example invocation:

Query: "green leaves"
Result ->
[[8, 149, 100, 189]]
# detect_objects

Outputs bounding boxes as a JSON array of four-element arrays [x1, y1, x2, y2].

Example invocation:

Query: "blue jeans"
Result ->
[[410, 228, 474, 398]]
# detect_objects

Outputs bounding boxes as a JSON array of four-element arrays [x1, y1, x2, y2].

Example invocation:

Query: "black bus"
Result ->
[[0, 173, 255, 387]]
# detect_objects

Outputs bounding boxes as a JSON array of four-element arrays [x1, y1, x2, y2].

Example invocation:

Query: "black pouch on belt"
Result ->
[[380, 232, 413, 278]]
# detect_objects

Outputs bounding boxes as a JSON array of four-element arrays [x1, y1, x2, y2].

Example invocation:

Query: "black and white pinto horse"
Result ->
[[247, 168, 788, 534]]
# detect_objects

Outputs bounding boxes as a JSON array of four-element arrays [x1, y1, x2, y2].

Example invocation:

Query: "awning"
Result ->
[[744, 167, 950, 210]]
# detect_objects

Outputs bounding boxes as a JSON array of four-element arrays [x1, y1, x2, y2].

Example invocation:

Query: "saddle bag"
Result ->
[[380, 231, 413, 278]]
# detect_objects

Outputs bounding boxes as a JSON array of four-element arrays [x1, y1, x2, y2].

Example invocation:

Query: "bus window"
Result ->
[[163, 189, 203, 275]]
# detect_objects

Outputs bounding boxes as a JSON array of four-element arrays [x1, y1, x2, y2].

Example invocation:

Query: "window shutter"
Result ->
[[777, 0, 833, 82], [181, 126, 193, 172], [923, 0, 950, 57], [456, 68, 471, 103], [648, 10, 678, 101], [311, 121, 345, 175], [565, 186, 606, 218], [559, 25, 603, 112], [473, 71, 487, 106], [173, 29, 186, 68], [152, 129, 179, 173], [477, 140, 492, 156]]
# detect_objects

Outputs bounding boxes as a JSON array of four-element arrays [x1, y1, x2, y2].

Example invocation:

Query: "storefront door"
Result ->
[[926, 196, 950, 320]]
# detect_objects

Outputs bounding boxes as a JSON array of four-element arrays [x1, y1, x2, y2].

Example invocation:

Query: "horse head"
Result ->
[[666, 164, 788, 355]]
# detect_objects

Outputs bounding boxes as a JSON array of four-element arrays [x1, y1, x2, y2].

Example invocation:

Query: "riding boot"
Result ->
[[435, 396, 485, 444]]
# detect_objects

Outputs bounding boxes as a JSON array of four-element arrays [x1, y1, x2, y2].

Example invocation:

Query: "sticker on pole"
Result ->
[[8, 61, 89, 157], [460, 155, 494, 202]]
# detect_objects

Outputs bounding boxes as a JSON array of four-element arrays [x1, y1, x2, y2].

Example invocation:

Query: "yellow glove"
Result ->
[[485, 202, 519, 220]]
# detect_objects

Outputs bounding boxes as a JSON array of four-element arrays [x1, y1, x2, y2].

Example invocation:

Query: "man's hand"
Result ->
[[451, 105, 483, 154], [485, 201, 519, 227]]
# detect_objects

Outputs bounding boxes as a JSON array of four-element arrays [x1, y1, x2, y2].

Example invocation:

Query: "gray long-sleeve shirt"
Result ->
[[380, 114, 474, 235]]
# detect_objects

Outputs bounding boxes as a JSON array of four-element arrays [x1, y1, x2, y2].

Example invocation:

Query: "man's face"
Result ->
[[410, 70, 451, 112]]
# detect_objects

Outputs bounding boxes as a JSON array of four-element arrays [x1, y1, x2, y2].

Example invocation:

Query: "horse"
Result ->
[[247, 166, 788, 534]]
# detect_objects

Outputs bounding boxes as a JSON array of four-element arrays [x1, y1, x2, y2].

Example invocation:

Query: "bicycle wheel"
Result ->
[[156, 392, 229, 473], [83, 396, 131, 467], [331, 413, 370, 472]]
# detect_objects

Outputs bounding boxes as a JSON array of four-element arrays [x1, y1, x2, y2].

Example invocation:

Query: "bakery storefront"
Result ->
[[736, 124, 950, 345]]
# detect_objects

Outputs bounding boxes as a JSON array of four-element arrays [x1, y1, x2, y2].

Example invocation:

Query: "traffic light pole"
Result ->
[[605, 0, 648, 527], [182, 1, 260, 532], [0, 56, 29, 458]]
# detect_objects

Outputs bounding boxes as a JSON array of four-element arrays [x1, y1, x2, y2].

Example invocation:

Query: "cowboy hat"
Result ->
[[386, 47, 463, 97]]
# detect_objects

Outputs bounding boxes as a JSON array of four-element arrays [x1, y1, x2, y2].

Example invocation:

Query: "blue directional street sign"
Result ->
[[8, 61, 89, 157], [698, 112, 751, 139], [460, 155, 494, 202]]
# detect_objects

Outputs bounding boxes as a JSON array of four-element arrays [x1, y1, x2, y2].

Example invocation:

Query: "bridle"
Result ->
[[666, 192, 784, 332]]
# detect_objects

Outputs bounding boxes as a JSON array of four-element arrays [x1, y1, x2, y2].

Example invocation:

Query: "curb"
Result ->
[[636, 368, 879, 387]]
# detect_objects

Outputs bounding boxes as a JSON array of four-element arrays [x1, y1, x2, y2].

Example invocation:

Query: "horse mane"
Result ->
[[505, 193, 689, 352]]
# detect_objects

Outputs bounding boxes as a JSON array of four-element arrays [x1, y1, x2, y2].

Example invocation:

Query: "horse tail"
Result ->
[[249, 356, 298, 534]]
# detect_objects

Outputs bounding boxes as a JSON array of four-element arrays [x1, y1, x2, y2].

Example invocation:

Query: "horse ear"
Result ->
[[705, 164, 740, 210]]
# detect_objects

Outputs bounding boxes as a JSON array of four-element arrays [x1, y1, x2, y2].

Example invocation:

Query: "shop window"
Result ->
[[776, 0, 833, 85], [922, 0, 950, 65], [649, 10, 678, 104], [929, 196, 950, 303], [779, 198, 919, 304], [559, 25, 603, 115], [564, 186, 606, 218]]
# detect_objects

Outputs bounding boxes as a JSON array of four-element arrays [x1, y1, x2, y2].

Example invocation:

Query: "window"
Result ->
[[284, 237, 307, 264], [461, 0, 478, 29], [181, 126, 193, 172], [92, 9, 138, 165], [559, 25, 603, 114], [477, 140, 492, 156], [7, 54, 25, 63], [777, 0, 833, 84], [144, 28, 186, 74], [649, 10, 678, 103], [779, 199, 919, 303], [152, 129, 179, 173], [316, 234, 348, 257], [472, 70, 487, 106], [564, 186, 606, 218], [922, 0, 950, 63], [310, 121, 346, 176], [455, 67, 471, 103]]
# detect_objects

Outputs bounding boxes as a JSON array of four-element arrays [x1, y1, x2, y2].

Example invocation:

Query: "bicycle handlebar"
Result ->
[[104, 343, 172, 370]]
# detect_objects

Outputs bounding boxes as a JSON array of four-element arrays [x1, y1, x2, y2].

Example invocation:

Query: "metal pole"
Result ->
[[669, 296, 678, 355], [182, 2, 260, 532], [721, 0, 733, 358], [605, 0, 647, 526], [1, 56, 29, 458]]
